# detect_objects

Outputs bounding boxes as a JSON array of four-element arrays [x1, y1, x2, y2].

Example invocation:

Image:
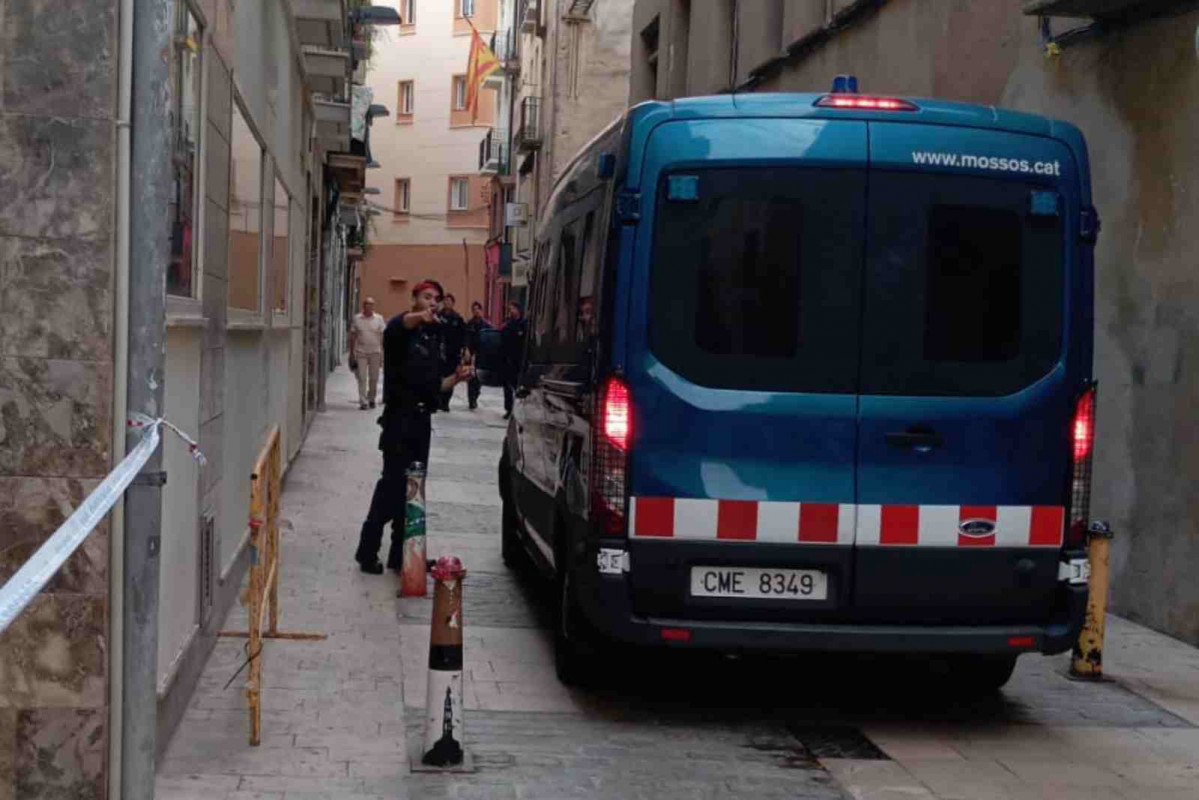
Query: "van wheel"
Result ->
[[951, 654, 1019, 694], [501, 494, 522, 569], [554, 567, 600, 688]]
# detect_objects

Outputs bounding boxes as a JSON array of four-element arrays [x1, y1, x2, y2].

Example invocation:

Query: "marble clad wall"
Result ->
[[0, 0, 120, 797]]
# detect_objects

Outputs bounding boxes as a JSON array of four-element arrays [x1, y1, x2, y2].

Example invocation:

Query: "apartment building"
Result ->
[[629, 0, 1199, 647], [359, 0, 502, 320], [477, 0, 633, 317]]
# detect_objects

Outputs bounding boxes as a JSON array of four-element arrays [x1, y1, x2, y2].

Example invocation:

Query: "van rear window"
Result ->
[[860, 172, 1065, 396], [649, 168, 865, 393]]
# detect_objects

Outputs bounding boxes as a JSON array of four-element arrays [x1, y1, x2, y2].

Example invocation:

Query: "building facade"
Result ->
[[479, 0, 634, 316], [358, 0, 502, 322], [0, 0, 370, 795], [629, 0, 1199, 646]]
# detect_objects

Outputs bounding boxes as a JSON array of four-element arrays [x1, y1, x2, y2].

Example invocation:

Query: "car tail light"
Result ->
[[1066, 384, 1097, 548], [591, 376, 631, 536], [814, 95, 918, 111]]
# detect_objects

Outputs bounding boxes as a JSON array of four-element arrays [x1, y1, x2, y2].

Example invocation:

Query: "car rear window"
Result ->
[[860, 172, 1065, 396], [649, 168, 865, 393]]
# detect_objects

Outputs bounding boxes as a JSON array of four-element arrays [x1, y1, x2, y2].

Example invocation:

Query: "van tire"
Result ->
[[954, 654, 1018, 694], [554, 567, 601, 688], [501, 494, 522, 569]]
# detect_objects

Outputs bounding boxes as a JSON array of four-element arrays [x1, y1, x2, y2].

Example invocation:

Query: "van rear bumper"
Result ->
[[576, 563, 1088, 656]]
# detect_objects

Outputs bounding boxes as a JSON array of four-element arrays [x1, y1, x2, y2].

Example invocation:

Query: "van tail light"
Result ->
[[1066, 383, 1097, 548], [591, 376, 631, 537]]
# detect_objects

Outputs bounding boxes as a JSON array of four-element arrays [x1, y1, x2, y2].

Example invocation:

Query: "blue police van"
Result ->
[[498, 78, 1099, 690]]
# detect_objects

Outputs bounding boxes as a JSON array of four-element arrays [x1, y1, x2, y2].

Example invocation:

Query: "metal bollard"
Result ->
[[400, 462, 428, 597], [1071, 520, 1114, 679], [421, 556, 467, 768]]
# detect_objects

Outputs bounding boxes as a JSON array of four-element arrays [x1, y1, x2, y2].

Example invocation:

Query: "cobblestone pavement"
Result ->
[[158, 366, 1199, 800]]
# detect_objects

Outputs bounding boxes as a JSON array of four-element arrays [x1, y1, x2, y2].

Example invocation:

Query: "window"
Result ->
[[167, 2, 203, 298], [395, 178, 410, 215], [460, 0, 475, 17], [452, 76, 467, 111], [398, 81, 414, 115], [401, 0, 416, 25], [860, 173, 1064, 396], [449, 177, 470, 211], [228, 100, 264, 312], [527, 240, 556, 363], [650, 167, 866, 393], [272, 177, 290, 312], [549, 220, 579, 358]]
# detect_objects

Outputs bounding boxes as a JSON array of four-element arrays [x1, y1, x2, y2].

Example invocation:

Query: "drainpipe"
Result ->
[[123, 1, 173, 798], [109, 0, 134, 793]]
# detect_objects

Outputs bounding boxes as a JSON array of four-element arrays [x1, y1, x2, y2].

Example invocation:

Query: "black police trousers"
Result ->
[[355, 409, 432, 569]]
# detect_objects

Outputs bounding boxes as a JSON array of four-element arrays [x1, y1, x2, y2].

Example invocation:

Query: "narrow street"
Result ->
[[156, 367, 1199, 800]]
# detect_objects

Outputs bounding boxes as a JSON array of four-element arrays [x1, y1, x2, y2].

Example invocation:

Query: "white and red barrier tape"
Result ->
[[0, 414, 204, 635]]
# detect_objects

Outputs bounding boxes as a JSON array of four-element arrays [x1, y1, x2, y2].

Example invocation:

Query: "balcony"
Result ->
[[491, 28, 520, 74], [479, 128, 508, 175], [519, 0, 540, 34], [513, 97, 542, 153], [292, 0, 345, 49]]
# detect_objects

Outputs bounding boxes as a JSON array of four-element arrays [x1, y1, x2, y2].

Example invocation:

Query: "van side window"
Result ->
[[527, 239, 556, 364], [575, 211, 599, 347], [549, 220, 580, 360]]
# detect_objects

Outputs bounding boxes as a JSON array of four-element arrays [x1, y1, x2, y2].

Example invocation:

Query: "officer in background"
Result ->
[[464, 301, 491, 411], [437, 293, 466, 412], [500, 301, 527, 420], [354, 280, 473, 574]]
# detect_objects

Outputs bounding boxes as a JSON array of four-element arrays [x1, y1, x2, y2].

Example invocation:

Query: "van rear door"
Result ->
[[625, 119, 867, 623], [854, 124, 1076, 624]]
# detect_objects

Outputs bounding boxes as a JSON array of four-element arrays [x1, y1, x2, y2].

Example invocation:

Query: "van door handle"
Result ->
[[885, 430, 943, 452]]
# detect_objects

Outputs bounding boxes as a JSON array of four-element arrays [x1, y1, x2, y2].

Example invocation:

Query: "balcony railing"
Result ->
[[490, 27, 520, 73], [479, 127, 508, 175], [514, 96, 542, 153]]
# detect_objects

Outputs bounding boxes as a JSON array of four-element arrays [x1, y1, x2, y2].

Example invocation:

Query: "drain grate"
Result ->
[[787, 723, 890, 760]]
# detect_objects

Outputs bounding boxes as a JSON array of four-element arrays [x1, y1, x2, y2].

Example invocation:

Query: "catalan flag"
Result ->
[[465, 22, 500, 123]]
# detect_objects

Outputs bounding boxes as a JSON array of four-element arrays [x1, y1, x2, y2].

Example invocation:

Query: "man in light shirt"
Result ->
[[350, 297, 386, 410]]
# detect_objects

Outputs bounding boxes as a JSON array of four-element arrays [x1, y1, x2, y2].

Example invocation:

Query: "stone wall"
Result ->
[[0, 0, 120, 796]]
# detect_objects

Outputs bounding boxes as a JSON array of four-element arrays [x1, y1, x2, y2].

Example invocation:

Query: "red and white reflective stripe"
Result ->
[[856, 504, 1064, 548], [629, 498, 1064, 548], [630, 498, 854, 545]]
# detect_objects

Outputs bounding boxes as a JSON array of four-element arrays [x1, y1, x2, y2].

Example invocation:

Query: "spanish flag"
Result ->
[[465, 23, 500, 123]]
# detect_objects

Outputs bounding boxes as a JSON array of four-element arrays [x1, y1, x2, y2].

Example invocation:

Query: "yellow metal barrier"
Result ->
[[219, 425, 325, 745]]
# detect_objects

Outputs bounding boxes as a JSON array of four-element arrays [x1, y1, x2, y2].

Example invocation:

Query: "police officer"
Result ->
[[437, 293, 466, 412], [355, 280, 473, 574], [500, 301, 527, 420], [464, 301, 491, 411]]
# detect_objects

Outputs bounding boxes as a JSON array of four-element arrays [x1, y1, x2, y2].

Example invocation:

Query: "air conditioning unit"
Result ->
[[505, 202, 530, 227]]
